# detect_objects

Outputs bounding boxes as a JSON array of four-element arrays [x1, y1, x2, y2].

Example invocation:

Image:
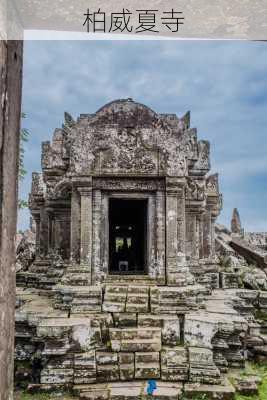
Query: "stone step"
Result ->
[[103, 285, 150, 313], [53, 285, 102, 312], [184, 379, 235, 400], [103, 302, 126, 313], [104, 275, 157, 286], [161, 347, 189, 382], [103, 286, 127, 312], [126, 291, 149, 313], [71, 305, 102, 314], [109, 327, 161, 352], [72, 298, 101, 306], [74, 381, 183, 400], [28, 264, 49, 273], [105, 285, 128, 294], [104, 293, 127, 303], [128, 285, 149, 294], [66, 266, 90, 273], [61, 273, 91, 286]]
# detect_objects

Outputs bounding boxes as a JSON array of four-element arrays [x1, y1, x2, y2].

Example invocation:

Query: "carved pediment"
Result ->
[[40, 99, 210, 179]]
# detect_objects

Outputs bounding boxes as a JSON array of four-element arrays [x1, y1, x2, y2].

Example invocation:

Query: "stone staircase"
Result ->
[[74, 381, 183, 400], [53, 285, 102, 314], [61, 265, 92, 286], [54, 264, 102, 314], [15, 282, 251, 399]]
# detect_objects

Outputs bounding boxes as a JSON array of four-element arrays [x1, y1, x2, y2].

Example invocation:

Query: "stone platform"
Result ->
[[16, 281, 261, 392]]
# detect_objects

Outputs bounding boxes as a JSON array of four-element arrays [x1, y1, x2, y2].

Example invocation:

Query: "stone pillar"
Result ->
[[186, 212, 198, 260], [210, 215, 216, 258], [195, 214, 200, 259], [203, 210, 212, 259], [102, 195, 109, 277], [78, 184, 93, 278], [52, 210, 71, 259], [39, 205, 49, 256], [177, 185, 186, 255], [166, 178, 194, 286], [92, 189, 102, 284], [166, 178, 186, 284], [70, 187, 80, 263], [53, 213, 61, 253], [32, 213, 41, 256], [46, 209, 54, 255], [166, 178, 179, 275], [198, 214, 204, 259], [155, 190, 166, 283]]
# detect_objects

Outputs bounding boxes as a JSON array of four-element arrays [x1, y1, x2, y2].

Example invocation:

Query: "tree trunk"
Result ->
[[0, 40, 23, 400]]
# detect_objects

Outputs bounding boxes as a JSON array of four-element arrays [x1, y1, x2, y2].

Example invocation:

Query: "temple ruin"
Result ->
[[15, 99, 267, 399]]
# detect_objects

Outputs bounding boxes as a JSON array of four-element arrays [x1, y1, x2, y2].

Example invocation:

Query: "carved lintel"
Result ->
[[92, 177, 165, 192]]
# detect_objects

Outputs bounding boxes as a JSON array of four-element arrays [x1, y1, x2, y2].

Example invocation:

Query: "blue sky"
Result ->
[[19, 40, 267, 232]]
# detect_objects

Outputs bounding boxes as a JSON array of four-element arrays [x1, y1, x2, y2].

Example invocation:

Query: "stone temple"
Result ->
[[15, 99, 267, 399]]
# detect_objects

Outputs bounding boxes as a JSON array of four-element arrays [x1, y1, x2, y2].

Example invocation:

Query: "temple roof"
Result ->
[[95, 98, 157, 116]]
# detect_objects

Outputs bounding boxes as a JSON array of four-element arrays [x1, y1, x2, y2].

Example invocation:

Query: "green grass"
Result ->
[[254, 310, 267, 322], [233, 362, 267, 400], [235, 379, 267, 400], [14, 393, 51, 400], [14, 391, 78, 400]]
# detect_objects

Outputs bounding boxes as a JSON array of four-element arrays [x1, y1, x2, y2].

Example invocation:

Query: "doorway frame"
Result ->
[[101, 192, 155, 280], [108, 196, 148, 275]]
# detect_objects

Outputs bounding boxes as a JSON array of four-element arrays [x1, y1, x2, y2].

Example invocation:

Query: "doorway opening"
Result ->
[[109, 198, 147, 274]]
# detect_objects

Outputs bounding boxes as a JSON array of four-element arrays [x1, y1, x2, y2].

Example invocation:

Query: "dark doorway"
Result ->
[[109, 199, 147, 274]]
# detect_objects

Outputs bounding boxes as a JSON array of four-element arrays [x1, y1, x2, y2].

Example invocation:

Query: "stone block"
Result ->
[[150, 285, 207, 314], [135, 352, 159, 363], [110, 384, 142, 399], [74, 351, 96, 370], [189, 347, 214, 365], [119, 353, 134, 365], [103, 302, 126, 313], [162, 317, 180, 346], [119, 353, 135, 381], [184, 380, 235, 400], [135, 362, 160, 379], [72, 324, 101, 352], [37, 318, 72, 338], [188, 347, 221, 384], [40, 368, 73, 384], [138, 314, 162, 327], [74, 369, 97, 385], [220, 272, 239, 289], [75, 384, 109, 400], [46, 355, 74, 369], [113, 313, 137, 328], [142, 382, 183, 399], [97, 364, 120, 382], [42, 337, 71, 356], [109, 328, 161, 352], [234, 377, 259, 396], [96, 352, 118, 365], [125, 291, 149, 313], [161, 347, 188, 382]]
